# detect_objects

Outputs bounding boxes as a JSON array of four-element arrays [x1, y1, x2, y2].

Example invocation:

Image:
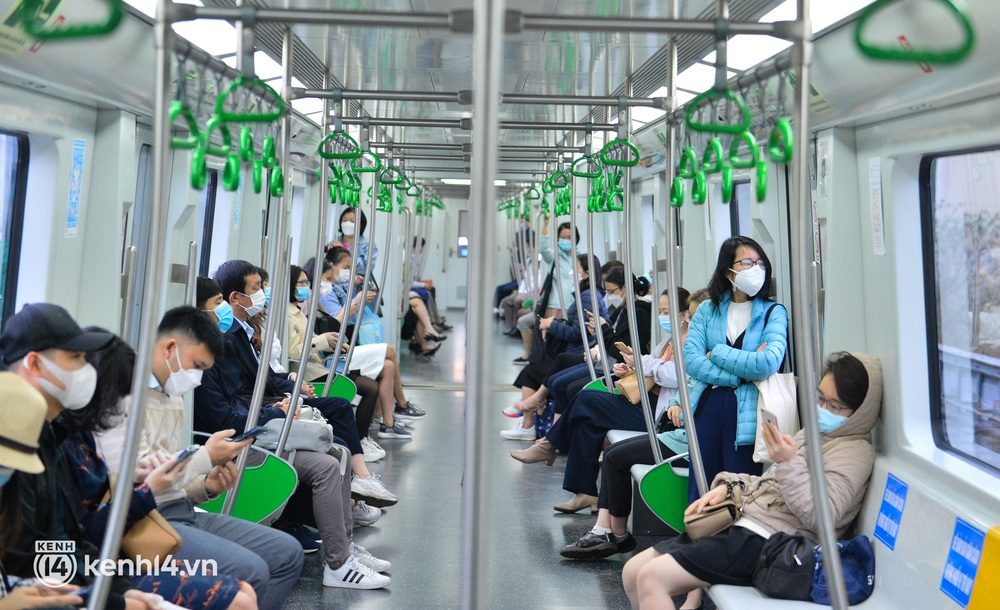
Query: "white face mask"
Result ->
[[606, 294, 624, 309], [341, 221, 356, 237], [320, 281, 334, 296], [36, 355, 97, 411], [162, 345, 203, 397], [731, 265, 766, 297], [336, 268, 351, 283], [241, 289, 267, 317]]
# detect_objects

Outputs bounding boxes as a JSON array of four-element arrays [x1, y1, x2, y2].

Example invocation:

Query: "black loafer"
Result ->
[[560, 531, 618, 559]]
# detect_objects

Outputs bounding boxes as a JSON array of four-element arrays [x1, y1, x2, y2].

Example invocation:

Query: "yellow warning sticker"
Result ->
[[968, 526, 1000, 610]]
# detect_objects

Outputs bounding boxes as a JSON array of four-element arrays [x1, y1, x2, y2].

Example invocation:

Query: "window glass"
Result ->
[[0, 132, 27, 324], [925, 148, 1000, 472]]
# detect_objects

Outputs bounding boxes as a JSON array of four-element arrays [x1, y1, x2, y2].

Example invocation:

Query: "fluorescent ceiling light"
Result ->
[[495, 180, 508, 187], [172, 19, 237, 56], [441, 179, 472, 185]]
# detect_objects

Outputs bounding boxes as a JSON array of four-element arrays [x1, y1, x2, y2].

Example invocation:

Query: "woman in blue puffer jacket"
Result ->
[[682, 235, 788, 503]]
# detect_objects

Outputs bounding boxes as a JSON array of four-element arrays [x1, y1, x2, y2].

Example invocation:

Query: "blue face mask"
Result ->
[[659, 315, 671, 334], [214, 301, 234, 332], [295, 286, 311, 302], [817, 404, 849, 433], [0, 467, 12, 488], [557, 239, 572, 253], [263, 287, 272, 309]]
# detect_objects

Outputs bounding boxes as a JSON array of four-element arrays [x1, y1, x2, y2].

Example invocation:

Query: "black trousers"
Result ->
[[598, 435, 686, 517], [348, 373, 379, 438]]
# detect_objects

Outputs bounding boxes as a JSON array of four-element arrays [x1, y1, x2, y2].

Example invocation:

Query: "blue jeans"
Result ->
[[159, 498, 304, 610], [548, 363, 592, 415]]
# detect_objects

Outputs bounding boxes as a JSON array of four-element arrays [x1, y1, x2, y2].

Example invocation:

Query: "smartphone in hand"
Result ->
[[166, 445, 200, 473], [226, 426, 268, 443], [760, 408, 778, 429], [614, 341, 630, 353]]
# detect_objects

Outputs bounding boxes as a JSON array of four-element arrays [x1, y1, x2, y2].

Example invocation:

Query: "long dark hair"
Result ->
[[59, 329, 134, 434], [289, 265, 306, 304], [577, 253, 604, 294], [339, 208, 367, 238], [707, 236, 773, 306]]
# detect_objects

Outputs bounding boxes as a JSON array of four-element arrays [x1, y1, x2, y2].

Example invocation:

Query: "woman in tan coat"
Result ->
[[622, 351, 883, 610]]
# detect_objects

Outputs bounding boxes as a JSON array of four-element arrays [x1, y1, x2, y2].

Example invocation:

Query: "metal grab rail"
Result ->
[[343, 159, 381, 373], [581, 162, 614, 391], [567, 162, 597, 382], [854, 0, 975, 64]]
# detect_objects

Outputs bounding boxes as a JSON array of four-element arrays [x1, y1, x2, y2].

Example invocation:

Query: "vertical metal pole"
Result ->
[[120, 245, 137, 337], [787, 2, 848, 609], [399, 207, 414, 316], [568, 173, 597, 381], [89, 3, 173, 608], [185, 240, 198, 306], [276, 40, 335, 456], [373, 192, 395, 316], [586, 184, 614, 389], [323, 185, 364, 392], [343, 163, 379, 372], [223, 25, 294, 515], [620, 80, 663, 465], [461, 0, 504, 606], [651, 242, 661, 346], [665, 0, 707, 490], [552, 218, 569, 319]]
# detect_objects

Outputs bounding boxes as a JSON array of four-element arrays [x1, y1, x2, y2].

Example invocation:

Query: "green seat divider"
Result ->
[[311, 374, 357, 403], [638, 458, 690, 534], [583, 378, 616, 393], [198, 449, 298, 526]]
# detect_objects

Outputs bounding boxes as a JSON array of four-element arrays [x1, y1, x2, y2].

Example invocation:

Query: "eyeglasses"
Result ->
[[733, 258, 767, 270], [817, 394, 851, 415]]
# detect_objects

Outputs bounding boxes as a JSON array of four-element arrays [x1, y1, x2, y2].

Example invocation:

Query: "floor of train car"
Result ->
[[286, 311, 712, 609]]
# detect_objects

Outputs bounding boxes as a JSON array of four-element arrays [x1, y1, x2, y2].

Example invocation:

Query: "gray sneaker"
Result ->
[[378, 421, 413, 439], [394, 402, 426, 420], [352, 501, 382, 528]]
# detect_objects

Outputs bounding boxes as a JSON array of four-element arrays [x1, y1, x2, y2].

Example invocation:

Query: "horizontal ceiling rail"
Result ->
[[370, 142, 462, 151], [337, 117, 615, 132], [295, 88, 667, 109], [173, 6, 803, 41]]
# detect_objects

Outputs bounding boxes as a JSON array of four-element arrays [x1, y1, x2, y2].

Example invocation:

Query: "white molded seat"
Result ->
[[606, 429, 646, 445]]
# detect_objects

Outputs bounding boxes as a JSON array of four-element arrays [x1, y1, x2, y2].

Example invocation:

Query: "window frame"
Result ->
[[0, 130, 29, 325], [920, 145, 1000, 476]]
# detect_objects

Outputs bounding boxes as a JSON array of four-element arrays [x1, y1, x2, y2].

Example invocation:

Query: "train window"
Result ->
[[457, 209, 469, 258], [196, 169, 220, 275], [923, 147, 1000, 473], [0, 131, 28, 325]]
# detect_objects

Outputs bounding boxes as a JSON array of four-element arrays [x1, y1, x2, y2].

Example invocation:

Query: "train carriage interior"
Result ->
[[0, 0, 1000, 608]]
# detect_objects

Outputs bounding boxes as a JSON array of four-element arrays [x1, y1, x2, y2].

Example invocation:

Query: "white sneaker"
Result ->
[[502, 405, 523, 418], [350, 542, 391, 573], [323, 555, 390, 589], [351, 474, 398, 508], [360, 437, 386, 462], [352, 501, 382, 527], [500, 422, 537, 441]]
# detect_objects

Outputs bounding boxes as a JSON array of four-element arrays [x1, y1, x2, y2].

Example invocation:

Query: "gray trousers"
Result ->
[[160, 498, 304, 610], [292, 447, 354, 569]]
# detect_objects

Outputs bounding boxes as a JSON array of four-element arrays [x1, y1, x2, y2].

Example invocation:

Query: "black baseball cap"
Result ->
[[0, 303, 115, 365]]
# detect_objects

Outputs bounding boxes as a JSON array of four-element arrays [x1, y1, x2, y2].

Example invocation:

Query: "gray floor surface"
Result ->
[[285, 312, 706, 609]]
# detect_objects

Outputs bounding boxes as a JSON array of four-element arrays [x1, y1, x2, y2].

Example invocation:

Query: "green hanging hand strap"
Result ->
[[678, 147, 699, 179], [728, 131, 759, 169], [701, 138, 724, 174], [20, 0, 123, 40], [855, 0, 974, 64], [691, 171, 707, 205], [768, 117, 794, 165], [685, 88, 752, 135], [756, 156, 769, 203], [215, 76, 286, 123], [318, 131, 361, 160], [720, 166, 734, 204], [599, 139, 640, 167], [670, 177, 685, 208], [571, 155, 603, 178], [169, 101, 201, 150]]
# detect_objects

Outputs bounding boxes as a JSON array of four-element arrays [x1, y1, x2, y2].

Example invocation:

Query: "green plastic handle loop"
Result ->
[[221, 154, 241, 192], [606, 191, 624, 212], [549, 171, 569, 189], [670, 177, 685, 208], [768, 117, 794, 165], [678, 147, 699, 179], [728, 131, 759, 169], [721, 166, 734, 204], [684, 88, 752, 134], [239, 127, 255, 163], [201, 116, 233, 158], [692, 171, 708, 205], [270, 166, 285, 198], [542, 179, 554, 194], [350, 151, 382, 173], [756, 156, 769, 203], [19, 0, 123, 40], [855, 0, 974, 64], [215, 75, 285, 123], [261, 137, 277, 169], [525, 187, 541, 200], [252, 160, 263, 194], [190, 146, 207, 191], [599, 139, 641, 167], [702, 138, 724, 174], [407, 185, 422, 197], [571, 155, 603, 178], [378, 167, 404, 185], [327, 164, 343, 186], [317, 131, 361, 160], [329, 182, 338, 204], [395, 175, 411, 191], [169, 101, 201, 150]]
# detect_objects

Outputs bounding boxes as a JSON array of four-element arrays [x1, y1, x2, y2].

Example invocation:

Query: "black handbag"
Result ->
[[752, 531, 816, 601]]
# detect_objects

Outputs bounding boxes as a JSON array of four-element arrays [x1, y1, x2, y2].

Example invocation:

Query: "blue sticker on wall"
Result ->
[[874, 473, 908, 550], [65, 139, 85, 238], [940, 518, 985, 607]]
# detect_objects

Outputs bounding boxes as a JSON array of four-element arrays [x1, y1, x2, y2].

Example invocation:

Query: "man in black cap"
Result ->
[[0, 303, 163, 610]]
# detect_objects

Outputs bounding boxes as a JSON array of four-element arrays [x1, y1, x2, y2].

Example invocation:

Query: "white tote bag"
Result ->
[[752, 372, 799, 463]]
